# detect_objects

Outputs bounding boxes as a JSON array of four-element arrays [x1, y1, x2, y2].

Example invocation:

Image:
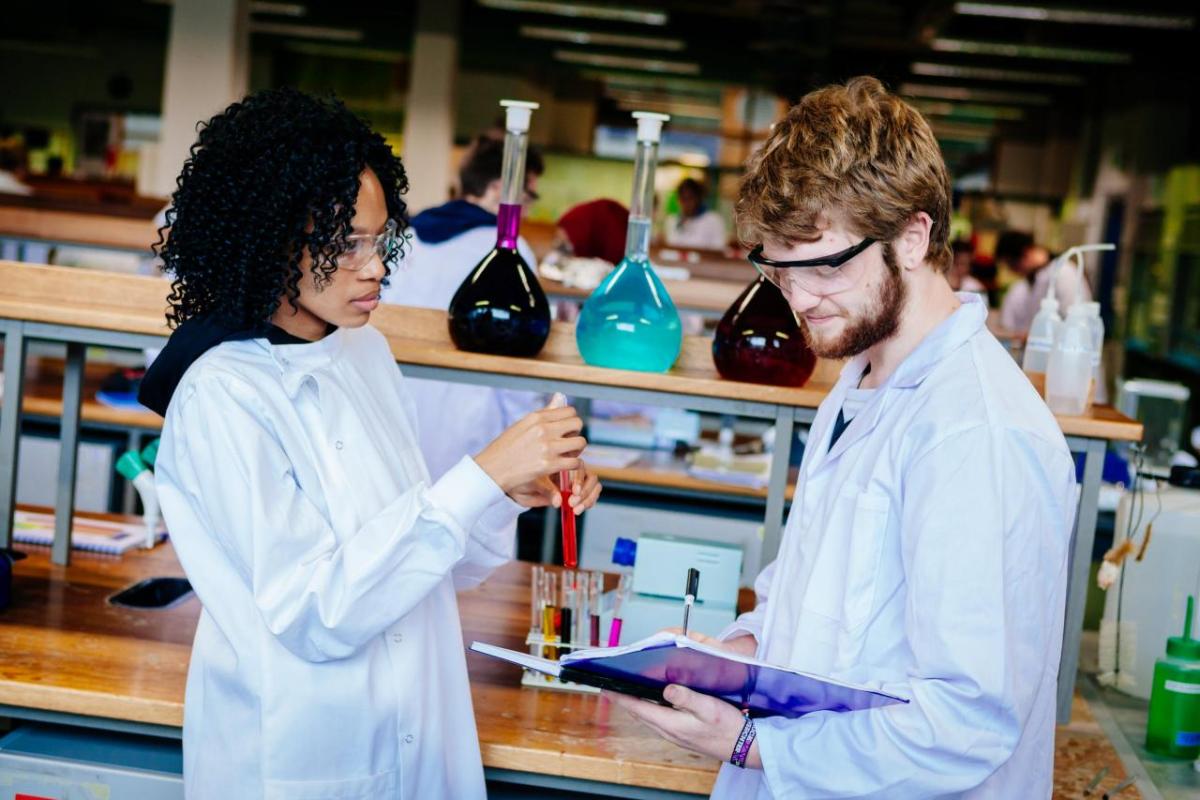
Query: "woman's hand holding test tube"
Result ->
[[474, 393, 601, 515]]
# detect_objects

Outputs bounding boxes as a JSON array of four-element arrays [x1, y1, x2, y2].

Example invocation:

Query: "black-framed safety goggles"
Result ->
[[747, 237, 876, 293], [747, 237, 876, 270]]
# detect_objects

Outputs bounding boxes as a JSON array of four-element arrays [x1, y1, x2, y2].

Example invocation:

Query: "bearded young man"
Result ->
[[609, 77, 1078, 800]]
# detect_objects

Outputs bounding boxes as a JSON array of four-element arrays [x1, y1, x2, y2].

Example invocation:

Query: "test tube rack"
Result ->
[[524, 566, 607, 694], [519, 633, 601, 694]]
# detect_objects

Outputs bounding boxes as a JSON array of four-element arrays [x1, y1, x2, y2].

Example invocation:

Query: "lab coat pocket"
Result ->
[[842, 490, 890, 632], [264, 768, 400, 800]]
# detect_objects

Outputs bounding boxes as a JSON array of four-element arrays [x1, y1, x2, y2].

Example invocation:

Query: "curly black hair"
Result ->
[[156, 87, 409, 329]]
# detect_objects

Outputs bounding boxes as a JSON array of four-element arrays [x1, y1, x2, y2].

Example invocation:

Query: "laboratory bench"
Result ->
[[0, 511, 1176, 799], [0, 194, 160, 259], [0, 259, 1145, 727], [0, 522, 726, 798]]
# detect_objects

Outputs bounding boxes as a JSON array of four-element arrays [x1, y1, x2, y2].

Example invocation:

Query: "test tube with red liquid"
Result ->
[[559, 469, 577, 569], [547, 392, 578, 569]]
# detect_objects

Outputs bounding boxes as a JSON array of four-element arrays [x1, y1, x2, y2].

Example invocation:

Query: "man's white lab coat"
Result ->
[[155, 325, 521, 799], [382, 227, 542, 480], [713, 294, 1078, 799]]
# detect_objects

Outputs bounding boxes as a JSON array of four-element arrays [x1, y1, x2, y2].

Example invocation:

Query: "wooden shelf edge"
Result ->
[[0, 681, 183, 728]]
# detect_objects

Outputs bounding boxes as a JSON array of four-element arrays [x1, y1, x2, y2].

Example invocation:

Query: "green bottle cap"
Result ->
[[1167, 595, 1200, 660], [116, 451, 148, 482], [141, 438, 160, 467]]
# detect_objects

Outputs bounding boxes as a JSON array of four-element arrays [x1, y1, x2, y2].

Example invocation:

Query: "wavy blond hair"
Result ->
[[736, 76, 952, 272]]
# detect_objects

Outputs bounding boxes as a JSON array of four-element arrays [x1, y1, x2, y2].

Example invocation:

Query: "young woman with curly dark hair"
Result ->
[[139, 88, 600, 798]]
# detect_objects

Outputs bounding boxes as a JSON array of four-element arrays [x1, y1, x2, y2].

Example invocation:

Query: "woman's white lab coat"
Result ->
[[713, 295, 1078, 799], [155, 324, 521, 799]]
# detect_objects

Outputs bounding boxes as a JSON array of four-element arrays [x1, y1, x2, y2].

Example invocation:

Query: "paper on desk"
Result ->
[[470, 642, 562, 677], [12, 509, 166, 555]]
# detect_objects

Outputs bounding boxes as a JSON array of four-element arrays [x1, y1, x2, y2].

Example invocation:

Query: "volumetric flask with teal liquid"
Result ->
[[576, 112, 681, 373]]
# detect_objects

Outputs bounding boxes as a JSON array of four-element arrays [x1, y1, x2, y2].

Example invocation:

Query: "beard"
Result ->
[[799, 252, 907, 360]]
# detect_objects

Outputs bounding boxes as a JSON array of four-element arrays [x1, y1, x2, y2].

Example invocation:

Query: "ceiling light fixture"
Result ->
[[609, 95, 722, 119], [555, 49, 700, 75], [929, 122, 995, 143], [249, 21, 364, 41], [911, 61, 1084, 85], [147, 0, 307, 12], [614, 101, 721, 120], [478, 0, 667, 26], [250, 1, 306, 15], [932, 37, 1131, 64], [281, 41, 407, 63], [910, 99, 1026, 121], [581, 70, 722, 92], [899, 82, 1051, 105], [520, 25, 684, 50], [953, 2, 1194, 30]]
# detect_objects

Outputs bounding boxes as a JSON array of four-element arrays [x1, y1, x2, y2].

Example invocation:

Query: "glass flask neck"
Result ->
[[624, 138, 659, 262], [628, 138, 658, 220], [496, 127, 530, 249], [500, 128, 529, 207], [624, 216, 652, 263], [497, 204, 521, 250]]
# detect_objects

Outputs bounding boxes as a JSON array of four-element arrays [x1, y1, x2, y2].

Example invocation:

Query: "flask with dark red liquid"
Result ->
[[712, 276, 816, 386]]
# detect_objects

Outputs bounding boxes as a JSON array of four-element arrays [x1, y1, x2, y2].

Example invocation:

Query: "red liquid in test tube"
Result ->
[[559, 470, 577, 569]]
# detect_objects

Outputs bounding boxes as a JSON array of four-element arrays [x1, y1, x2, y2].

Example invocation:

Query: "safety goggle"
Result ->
[[337, 219, 404, 272], [747, 237, 876, 295]]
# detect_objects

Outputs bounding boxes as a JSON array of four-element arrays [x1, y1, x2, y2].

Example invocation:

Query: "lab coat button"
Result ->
[[404, 734, 415, 744], [391, 633, 403, 644], [335, 440, 344, 450]]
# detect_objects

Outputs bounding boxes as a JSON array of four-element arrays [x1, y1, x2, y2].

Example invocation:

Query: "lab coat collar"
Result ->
[[265, 326, 346, 397], [836, 291, 985, 391], [815, 293, 986, 468]]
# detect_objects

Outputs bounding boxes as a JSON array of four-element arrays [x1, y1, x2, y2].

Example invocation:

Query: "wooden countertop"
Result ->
[[0, 188, 165, 219], [0, 513, 195, 727], [0, 260, 1144, 442], [0, 204, 158, 252], [0, 514, 720, 794]]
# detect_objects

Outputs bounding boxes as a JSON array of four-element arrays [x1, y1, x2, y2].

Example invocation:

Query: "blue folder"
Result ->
[[472, 636, 907, 719]]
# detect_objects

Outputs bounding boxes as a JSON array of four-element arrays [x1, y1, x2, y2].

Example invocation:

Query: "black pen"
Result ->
[[681, 568, 700, 636]]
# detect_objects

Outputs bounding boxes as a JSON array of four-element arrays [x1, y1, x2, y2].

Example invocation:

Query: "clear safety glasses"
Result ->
[[748, 237, 876, 295], [337, 219, 403, 272]]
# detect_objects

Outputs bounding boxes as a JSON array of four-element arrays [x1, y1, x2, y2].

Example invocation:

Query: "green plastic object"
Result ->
[[141, 438, 160, 467], [1146, 595, 1200, 758], [115, 451, 148, 482]]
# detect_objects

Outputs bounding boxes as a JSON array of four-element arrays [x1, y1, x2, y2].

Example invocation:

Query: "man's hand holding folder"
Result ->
[[605, 630, 766, 768]]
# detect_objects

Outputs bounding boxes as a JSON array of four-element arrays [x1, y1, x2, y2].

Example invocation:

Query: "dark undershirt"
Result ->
[[829, 408, 852, 452], [828, 365, 872, 452], [266, 323, 336, 345]]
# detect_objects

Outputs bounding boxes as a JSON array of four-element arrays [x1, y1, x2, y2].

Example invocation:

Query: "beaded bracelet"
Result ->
[[730, 712, 757, 768]]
